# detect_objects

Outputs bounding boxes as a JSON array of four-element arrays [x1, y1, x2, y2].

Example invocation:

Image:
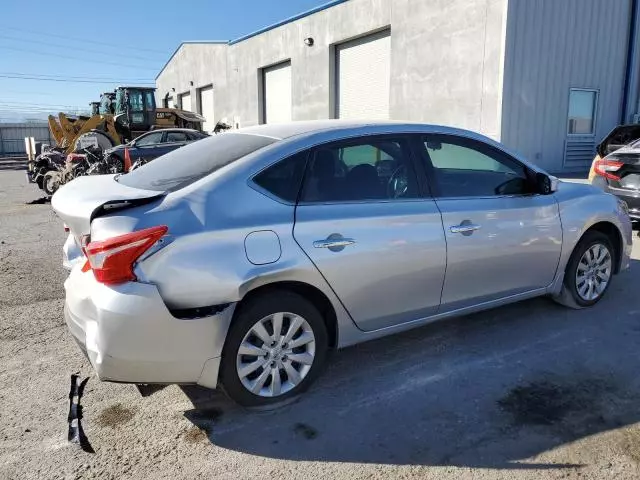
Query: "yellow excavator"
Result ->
[[47, 86, 205, 154]]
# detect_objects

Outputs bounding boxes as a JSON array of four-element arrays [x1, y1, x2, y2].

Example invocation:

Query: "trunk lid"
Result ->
[[605, 146, 640, 191], [51, 174, 163, 237], [597, 124, 640, 158]]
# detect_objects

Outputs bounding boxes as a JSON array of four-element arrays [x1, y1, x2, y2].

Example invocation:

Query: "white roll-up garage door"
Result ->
[[180, 92, 191, 112], [336, 30, 391, 120], [263, 61, 292, 124], [199, 86, 215, 132]]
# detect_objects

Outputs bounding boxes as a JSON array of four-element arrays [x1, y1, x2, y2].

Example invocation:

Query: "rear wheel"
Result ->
[[220, 291, 328, 407], [556, 231, 614, 308]]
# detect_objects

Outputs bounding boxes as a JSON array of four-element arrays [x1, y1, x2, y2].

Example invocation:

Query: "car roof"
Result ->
[[237, 120, 413, 140], [236, 120, 492, 141], [232, 120, 545, 174], [141, 128, 202, 135]]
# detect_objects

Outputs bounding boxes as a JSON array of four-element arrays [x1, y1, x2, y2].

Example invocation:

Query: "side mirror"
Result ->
[[536, 172, 558, 194]]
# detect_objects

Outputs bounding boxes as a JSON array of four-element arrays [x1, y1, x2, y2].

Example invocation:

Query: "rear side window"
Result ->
[[116, 133, 277, 192], [253, 151, 308, 202], [165, 132, 188, 143]]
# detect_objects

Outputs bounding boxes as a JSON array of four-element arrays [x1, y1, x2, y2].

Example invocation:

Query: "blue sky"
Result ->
[[0, 0, 329, 121]]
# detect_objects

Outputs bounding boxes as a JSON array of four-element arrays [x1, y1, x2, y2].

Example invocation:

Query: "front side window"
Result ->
[[301, 137, 420, 203], [144, 91, 155, 111], [423, 135, 532, 197], [165, 132, 188, 143], [568, 89, 598, 135], [115, 89, 126, 115], [135, 132, 163, 146]]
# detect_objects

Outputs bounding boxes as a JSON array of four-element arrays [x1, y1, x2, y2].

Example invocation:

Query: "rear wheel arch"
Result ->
[[234, 281, 338, 349]]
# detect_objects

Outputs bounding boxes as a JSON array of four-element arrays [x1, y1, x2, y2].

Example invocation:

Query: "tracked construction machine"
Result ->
[[29, 86, 205, 194]]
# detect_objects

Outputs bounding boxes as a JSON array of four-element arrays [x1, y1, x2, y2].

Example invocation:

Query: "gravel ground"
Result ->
[[1, 165, 640, 480]]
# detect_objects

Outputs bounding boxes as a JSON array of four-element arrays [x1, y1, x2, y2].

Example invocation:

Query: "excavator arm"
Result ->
[[47, 115, 65, 146]]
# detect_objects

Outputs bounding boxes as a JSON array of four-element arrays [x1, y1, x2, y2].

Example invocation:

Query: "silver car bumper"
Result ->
[[64, 266, 236, 388], [62, 233, 83, 271]]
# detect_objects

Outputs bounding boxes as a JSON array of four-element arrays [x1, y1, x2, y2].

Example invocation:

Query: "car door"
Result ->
[[420, 133, 563, 311], [130, 131, 164, 163], [292, 135, 447, 332]]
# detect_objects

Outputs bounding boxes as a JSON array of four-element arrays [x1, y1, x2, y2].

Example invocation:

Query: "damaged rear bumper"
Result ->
[[64, 267, 236, 388]]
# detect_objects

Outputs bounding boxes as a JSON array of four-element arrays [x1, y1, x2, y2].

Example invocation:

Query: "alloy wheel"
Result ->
[[236, 312, 316, 398], [575, 243, 612, 301]]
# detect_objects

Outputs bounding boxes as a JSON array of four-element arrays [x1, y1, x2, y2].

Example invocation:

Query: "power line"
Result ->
[[0, 71, 153, 81], [0, 100, 88, 108], [0, 74, 154, 85], [2, 45, 161, 70], [0, 24, 168, 54], [0, 107, 87, 113], [0, 34, 165, 62]]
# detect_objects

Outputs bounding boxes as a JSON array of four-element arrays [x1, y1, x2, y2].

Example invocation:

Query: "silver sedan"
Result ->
[[52, 121, 633, 407]]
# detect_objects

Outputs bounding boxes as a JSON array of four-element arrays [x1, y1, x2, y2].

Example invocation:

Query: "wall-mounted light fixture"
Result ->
[[190, 81, 194, 86], [171, 87, 176, 92], [304, 37, 314, 46]]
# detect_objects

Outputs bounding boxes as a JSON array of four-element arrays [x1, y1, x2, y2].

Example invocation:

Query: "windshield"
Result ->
[[128, 90, 144, 112], [116, 133, 277, 192]]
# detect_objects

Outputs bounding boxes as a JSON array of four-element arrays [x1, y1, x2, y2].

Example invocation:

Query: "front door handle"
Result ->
[[313, 233, 356, 252], [313, 238, 356, 249], [450, 223, 481, 235]]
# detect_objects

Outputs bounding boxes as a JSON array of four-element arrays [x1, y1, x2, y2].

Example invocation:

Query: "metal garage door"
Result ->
[[263, 61, 292, 124], [199, 86, 215, 132], [167, 97, 174, 109], [180, 92, 191, 112], [336, 30, 391, 120]]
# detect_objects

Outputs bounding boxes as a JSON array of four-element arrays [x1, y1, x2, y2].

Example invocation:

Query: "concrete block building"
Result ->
[[155, 0, 640, 173]]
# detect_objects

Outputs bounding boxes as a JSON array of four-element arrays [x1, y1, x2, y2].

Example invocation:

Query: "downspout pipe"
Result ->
[[622, 0, 640, 124]]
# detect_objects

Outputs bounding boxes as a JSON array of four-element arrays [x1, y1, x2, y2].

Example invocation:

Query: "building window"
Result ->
[[567, 89, 598, 135]]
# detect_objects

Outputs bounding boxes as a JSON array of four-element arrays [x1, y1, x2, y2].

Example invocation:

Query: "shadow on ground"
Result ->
[[176, 261, 640, 470]]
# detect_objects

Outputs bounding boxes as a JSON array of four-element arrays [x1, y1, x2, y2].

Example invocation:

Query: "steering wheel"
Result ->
[[387, 165, 409, 199]]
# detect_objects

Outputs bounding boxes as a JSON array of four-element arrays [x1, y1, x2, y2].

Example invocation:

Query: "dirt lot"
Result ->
[[1, 165, 640, 480]]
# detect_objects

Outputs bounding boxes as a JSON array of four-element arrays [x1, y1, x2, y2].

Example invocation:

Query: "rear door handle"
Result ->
[[450, 224, 481, 234], [313, 238, 356, 249]]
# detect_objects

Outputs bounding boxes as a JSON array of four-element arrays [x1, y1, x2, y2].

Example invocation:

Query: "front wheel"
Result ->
[[557, 231, 614, 308], [42, 171, 60, 196], [220, 292, 328, 407]]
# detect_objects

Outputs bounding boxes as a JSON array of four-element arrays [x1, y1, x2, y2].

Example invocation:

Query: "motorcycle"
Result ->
[[28, 148, 66, 191], [42, 147, 104, 196]]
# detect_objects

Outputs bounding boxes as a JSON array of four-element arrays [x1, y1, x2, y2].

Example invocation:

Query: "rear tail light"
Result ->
[[594, 159, 624, 181], [82, 225, 168, 285]]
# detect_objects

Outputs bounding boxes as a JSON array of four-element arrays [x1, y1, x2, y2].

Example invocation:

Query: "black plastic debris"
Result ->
[[67, 373, 94, 453]]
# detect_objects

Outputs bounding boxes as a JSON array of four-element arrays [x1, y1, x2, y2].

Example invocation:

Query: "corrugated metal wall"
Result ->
[[0, 123, 52, 155], [501, 0, 632, 172]]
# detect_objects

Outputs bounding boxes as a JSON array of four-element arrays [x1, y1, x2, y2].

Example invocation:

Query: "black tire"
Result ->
[[558, 231, 615, 309], [42, 171, 59, 196], [220, 291, 328, 408], [107, 154, 124, 173]]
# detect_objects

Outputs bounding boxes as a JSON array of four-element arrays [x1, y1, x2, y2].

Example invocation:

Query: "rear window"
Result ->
[[116, 133, 277, 192]]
